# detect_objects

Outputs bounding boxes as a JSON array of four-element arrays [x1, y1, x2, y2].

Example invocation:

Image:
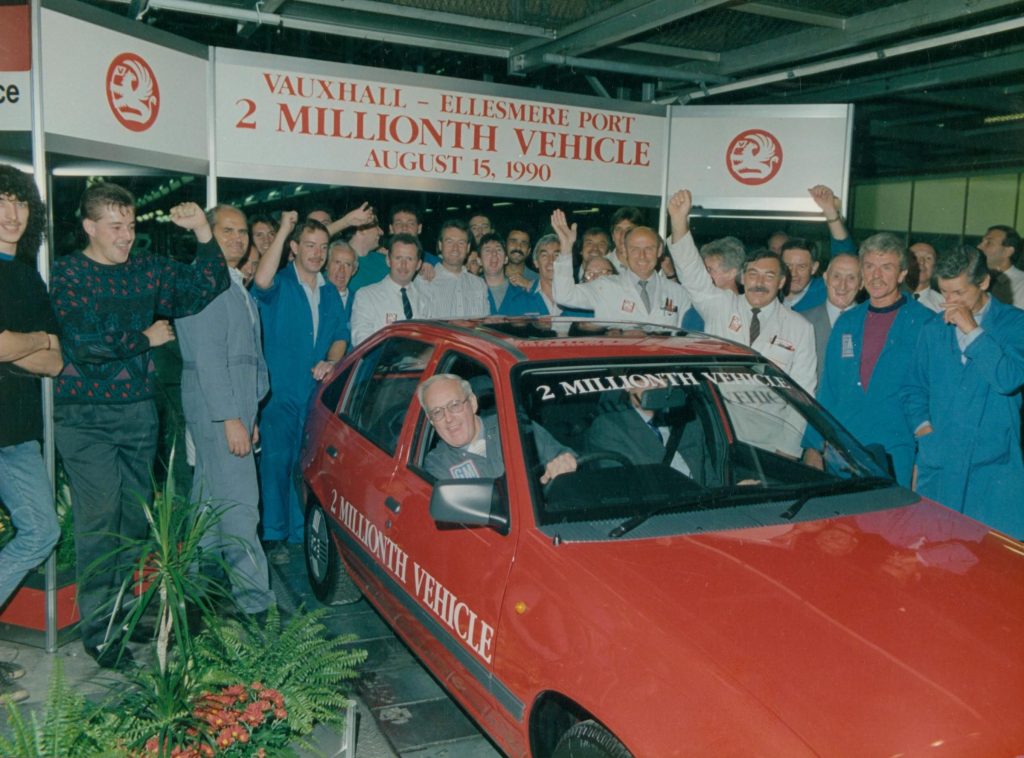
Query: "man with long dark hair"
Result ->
[[0, 164, 62, 701]]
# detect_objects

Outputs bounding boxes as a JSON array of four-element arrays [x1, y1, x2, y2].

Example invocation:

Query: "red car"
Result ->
[[300, 318, 1024, 757]]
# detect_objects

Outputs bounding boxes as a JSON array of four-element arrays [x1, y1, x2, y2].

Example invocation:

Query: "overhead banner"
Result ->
[[667, 104, 853, 215], [214, 48, 665, 202], [39, 4, 208, 171], [0, 2, 31, 133]]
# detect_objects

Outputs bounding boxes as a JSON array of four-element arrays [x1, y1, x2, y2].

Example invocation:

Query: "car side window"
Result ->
[[340, 337, 435, 455], [410, 352, 495, 479], [319, 365, 353, 416]]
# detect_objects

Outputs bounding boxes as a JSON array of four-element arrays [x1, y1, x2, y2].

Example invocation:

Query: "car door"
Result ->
[[320, 335, 436, 621], [382, 348, 526, 745]]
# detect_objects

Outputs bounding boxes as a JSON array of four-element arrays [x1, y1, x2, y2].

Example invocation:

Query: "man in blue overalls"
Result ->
[[252, 211, 354, 563]]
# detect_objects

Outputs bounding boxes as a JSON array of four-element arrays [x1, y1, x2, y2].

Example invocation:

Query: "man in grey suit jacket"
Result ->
[[176, 205, 275, 619], [584, 387, 709, 482], [803, 253, 862, 380]]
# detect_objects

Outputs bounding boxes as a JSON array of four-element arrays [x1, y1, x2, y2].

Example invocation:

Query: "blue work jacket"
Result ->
[[900, 297, 1024, 538], [817, 296, 934, 486], [253, 264, 349, 410]]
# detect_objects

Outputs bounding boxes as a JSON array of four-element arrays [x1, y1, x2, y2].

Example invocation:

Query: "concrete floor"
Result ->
[[0, 547, 502, 758]]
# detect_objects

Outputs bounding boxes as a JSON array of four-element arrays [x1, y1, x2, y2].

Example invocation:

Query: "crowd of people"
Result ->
[[2, 161, 1024, 701]]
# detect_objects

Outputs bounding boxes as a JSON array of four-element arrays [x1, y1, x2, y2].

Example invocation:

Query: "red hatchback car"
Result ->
[[300, 318, 1024, 757]]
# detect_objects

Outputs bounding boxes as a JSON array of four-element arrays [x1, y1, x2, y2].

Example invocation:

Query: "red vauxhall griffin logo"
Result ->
[[106, 52, 160, 132], [726, 129, 782, 185]]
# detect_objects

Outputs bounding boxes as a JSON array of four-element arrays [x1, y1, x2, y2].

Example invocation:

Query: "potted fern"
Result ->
[[0, 466, 366, 756]]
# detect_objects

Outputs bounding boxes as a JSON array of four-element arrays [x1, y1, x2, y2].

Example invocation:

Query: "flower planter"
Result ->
[[0, 569, 79, 648]]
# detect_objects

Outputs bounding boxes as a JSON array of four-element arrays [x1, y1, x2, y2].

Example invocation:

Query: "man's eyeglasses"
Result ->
[[426, 396, 471, 421]]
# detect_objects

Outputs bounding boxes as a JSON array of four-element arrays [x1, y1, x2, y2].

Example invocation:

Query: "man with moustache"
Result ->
[[479, 233, 536, 316], [901, 245, 1024, 538], [808, 234, 932, 486], [802, 254, 862, 379], [51, 185, 228, 668], [504, 222, 536, 287], [252, 212, 351, 561], [667, 189, 816, 394], [176, 204, 275, 619], [577, 227, 612, 280]]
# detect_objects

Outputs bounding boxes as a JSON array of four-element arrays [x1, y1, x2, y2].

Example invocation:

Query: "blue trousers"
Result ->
[[0, 441, 60, 609], [257, 400, 306, 544]]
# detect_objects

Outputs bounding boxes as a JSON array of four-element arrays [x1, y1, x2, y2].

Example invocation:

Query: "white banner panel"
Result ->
[[667, 104, 852, 215], [215, 48, 665, 201], [40, 7, 207, 166], [0, 3, 31, 133]]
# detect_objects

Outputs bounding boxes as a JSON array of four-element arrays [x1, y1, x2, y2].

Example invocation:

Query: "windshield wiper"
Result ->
[[608, 476, 894, 539], [778, 476, 893, 521], [608, 487, 767, 539]]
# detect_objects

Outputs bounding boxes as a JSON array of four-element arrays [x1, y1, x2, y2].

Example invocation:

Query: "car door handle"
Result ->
[[385, 497, 401, 514], [326, 445, 338, 458]]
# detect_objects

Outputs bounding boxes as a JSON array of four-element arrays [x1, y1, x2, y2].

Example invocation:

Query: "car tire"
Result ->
[[304, 500, 362, 605], [551, 720, 632, 758]]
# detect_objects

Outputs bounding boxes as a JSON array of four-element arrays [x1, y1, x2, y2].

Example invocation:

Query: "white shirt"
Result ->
[[350, 277, 428, 345], [420, 266, 489, 319], [669, 232, 817, 395], [913, 287, 944, 313], [552, 252, 690, 327], [298, 272, 328, 343], [825, 300, 854, 326]]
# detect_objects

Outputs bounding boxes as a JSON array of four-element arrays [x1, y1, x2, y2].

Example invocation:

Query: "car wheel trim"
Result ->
[[307, 506, 330, 583]]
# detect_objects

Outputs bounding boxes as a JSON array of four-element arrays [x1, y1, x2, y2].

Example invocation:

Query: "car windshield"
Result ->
[[515, 359, 913, 540]]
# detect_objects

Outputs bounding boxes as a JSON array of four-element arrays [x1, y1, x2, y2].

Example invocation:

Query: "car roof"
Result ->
[[400, 317, 757, 362]]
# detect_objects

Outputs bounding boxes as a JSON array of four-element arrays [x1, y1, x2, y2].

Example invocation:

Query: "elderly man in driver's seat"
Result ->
[[419, 373, 577, 483]]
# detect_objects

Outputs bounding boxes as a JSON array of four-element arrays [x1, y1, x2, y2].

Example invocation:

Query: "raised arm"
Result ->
[[254, 210, 297, 291], [550, 209, 597, 310], [666, 190, 725, 314], [808, 185, 855, 254], [325, 202, 375, 239], [157, 202, 229, 318]]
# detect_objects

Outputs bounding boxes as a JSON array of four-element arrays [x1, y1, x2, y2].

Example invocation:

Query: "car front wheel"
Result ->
[[304, 499, 361, 605], [551, 720, 632, 758]]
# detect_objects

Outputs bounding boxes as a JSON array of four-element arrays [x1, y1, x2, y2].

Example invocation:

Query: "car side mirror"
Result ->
[[430, 478, 509, 535]]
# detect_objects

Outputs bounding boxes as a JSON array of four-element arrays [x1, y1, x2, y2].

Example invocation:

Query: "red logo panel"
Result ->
[[726, 129, 782, 185], [106, 53, 160, 132]]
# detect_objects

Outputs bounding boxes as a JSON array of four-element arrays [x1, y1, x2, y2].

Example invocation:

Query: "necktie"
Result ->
[[638, 279, 652, 312], [749, 307, 761, 345], [401, 286, 413, 319], [646, 418, 663, 444]]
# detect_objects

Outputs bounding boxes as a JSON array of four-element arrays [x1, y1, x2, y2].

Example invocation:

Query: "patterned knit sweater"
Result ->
[[50, 240, 228, 405]]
